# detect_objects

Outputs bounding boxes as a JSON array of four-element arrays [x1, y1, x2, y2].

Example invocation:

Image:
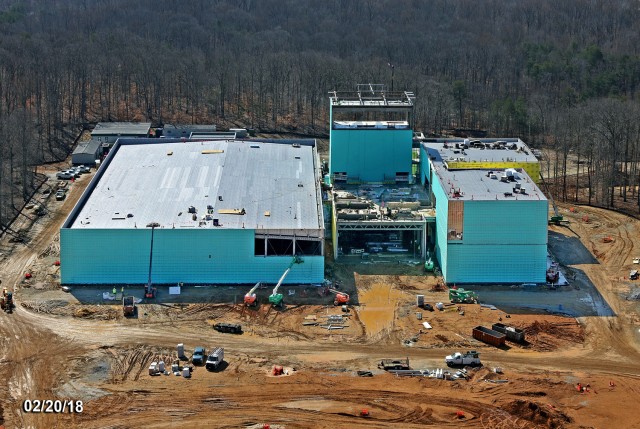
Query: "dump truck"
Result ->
[[122, 296, 136, 317], [492, 323, 525, 343], [472, 326, 506, 347], [445, 351, 481, 367], [205, 347, 224, 371]]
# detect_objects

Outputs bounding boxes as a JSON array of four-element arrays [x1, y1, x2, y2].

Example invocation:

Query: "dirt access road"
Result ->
[[1, 177, 640, 428]]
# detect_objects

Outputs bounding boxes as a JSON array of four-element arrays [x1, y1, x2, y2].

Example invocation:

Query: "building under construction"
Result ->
[[60, 138, 324, 285], [328, 85, 434, 261], [328, 85, 548, 284]]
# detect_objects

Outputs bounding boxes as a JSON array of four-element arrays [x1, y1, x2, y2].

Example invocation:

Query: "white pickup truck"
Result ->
[[445, 351, 482, 367]]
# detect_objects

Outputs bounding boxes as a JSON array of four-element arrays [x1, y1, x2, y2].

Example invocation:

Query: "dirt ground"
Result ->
[[1, 170, 640, 428]]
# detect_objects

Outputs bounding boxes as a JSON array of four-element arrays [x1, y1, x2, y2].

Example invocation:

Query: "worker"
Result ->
[[121, 286, 125, 294], [112, 287, 117, 295]]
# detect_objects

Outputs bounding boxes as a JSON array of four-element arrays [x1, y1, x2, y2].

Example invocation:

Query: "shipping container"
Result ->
[[492, 323, 525, 343], [472, 326, 506, 347]]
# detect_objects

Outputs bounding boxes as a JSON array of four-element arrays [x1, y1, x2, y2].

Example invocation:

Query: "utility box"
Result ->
[[177, 343, 185, 359]]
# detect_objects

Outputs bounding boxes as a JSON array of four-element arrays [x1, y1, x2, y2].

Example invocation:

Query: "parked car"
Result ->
[[55, 189, 66, 201], [56, 171, 73, 180], [192, 346, 206, 365], [78, 165, 91, 173]]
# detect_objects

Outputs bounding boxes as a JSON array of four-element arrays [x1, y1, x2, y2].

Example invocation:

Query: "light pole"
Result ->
[[388, 63, 395, 92], [146, 222, 160, 298]]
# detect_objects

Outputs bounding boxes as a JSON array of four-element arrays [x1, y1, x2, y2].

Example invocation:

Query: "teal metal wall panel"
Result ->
[[446, 243, 547, 283], [429, 172, 548, 284], [61, 228, 324, 284], [431, 175, 448, 276], [330, 129, 413, 182], [420, 146, 431, 185], [463, 200, 548, 245]]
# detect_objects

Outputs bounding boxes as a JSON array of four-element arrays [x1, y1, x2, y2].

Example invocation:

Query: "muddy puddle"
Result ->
[[357, 283, 404, 336]]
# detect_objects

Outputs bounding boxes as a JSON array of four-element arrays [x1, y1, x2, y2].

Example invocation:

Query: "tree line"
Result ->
[[1, 0, 640, 234]]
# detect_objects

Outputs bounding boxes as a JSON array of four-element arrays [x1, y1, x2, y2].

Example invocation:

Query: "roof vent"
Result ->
[[188, 206, 197, 214]]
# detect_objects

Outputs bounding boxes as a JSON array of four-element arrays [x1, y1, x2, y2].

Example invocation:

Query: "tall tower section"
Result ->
[[329, 84, 415, 184]]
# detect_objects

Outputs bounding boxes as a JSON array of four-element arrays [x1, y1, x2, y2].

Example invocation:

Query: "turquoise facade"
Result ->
[[420, 146, 547, 284], [445, 200, 548, 284], [330, 128, 413, 182], [60, 228, 324, 284]]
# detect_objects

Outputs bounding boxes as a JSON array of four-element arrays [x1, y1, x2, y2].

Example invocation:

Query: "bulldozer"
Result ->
[[1, 287, 15, 313], [448, 288, 478, 304]]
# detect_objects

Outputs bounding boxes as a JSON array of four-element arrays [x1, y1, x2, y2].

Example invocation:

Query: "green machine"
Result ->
[[448, 288, 478, 304], [268, 255, 304, 307], [424, 258, 435, 272]]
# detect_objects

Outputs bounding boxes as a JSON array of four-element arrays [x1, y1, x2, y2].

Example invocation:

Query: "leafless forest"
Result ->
[[1, 0, 640, 232]]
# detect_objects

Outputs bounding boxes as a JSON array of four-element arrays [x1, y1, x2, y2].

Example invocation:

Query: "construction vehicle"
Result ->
[[445, 351, 481, 367], [424, 258, 435, 272], [448, 288, 478, 304], [328, 288, 350, 306], [0, 287, 14, 313], [546, 263, 560, 283], [243, 282, 262, 306], [539, 172, 567, 225], [122, 296, 136, 317], [268, 255, 303, 307]]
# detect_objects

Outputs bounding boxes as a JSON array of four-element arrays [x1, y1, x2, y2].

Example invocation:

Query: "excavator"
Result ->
[[243, 282, 262, 307], [268, 255, 304, 307], [328, 288, 350, 306]]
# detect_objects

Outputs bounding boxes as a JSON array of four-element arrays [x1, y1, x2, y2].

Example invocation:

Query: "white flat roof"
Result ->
[[92, 122, 151, 136], [70, 140, 323, 230], [422, 139, 538, 164], [432, 167, 547, 201]]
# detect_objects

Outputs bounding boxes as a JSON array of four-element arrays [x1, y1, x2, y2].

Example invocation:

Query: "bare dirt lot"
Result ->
[[1, 175, 640, 428]]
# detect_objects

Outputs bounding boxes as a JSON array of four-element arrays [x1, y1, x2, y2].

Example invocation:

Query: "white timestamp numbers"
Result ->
[[22, 399, 83, 413]]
